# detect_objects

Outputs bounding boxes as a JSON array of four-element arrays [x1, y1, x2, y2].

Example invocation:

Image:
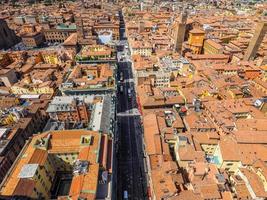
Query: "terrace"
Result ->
[[76, 45, 116, 63], [206, 155, 220, 165]]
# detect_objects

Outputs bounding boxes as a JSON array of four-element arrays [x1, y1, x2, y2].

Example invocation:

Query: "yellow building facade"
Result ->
[[201, 144, 218, 155], [188, 28, 205, 54], [0, 130, 103, 199], [132, 47, 152, 57], [203, 39, 224, 54], [214, 145, 241, 174], [11, 83, 55, 95], [42, 52, 60, 65]]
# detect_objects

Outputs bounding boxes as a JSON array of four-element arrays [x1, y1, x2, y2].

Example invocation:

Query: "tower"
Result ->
[[139, 21, 145, 33], [81, 0, 85, 8], [174, 9, 187, 53], [0, 19, 20, 50], [243, 22, 267, 61], [75, 12, 95, 45], [75, 14, 84, 42]]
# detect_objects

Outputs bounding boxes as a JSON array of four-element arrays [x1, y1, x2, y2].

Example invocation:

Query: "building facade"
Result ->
[[43, 24, 76, 43], [0, 129, 113, 199]]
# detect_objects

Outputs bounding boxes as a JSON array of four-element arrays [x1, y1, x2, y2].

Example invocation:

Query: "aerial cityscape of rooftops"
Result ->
[[0, 0, 266, 199]]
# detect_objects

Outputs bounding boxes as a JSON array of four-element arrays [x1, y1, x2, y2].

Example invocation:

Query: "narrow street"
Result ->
[[115, 10, 148, 200], [116, 61, 147, 200]]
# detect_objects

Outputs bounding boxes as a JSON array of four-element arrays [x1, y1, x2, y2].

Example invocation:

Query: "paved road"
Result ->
[[115, 10, 147, 200], [116, 60, 147, 200]]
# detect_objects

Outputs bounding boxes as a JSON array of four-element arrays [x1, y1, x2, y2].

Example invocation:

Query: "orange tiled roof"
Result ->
[[0, 130, 101, 199]]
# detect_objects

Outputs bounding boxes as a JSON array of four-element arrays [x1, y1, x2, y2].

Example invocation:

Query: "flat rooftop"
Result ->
[[91, 101, 103, 131], [18, 164, 38, 179]]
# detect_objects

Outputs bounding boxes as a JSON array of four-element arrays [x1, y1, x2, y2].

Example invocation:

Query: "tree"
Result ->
[[44, 0, 52, 5], [27, 0, 35, 4]]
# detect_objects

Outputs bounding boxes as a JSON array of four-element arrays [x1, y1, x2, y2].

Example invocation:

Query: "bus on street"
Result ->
[[120, 85, 124, 93], [123, 190, 128, 200], [127, 88, 131, 98]]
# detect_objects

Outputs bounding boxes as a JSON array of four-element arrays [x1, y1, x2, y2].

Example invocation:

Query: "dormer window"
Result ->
[[80, 135, 92, 145]]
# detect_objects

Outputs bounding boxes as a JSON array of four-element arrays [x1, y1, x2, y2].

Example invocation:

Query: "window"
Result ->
[[81, 135, 91, 145]]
